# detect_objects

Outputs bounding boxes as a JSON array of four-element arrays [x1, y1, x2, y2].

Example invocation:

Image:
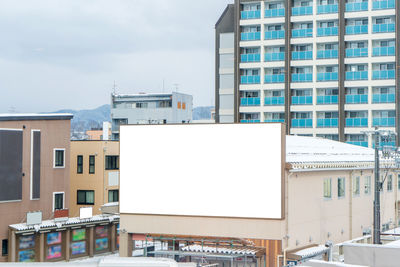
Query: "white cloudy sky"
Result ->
[[0, 0, 232, 112]]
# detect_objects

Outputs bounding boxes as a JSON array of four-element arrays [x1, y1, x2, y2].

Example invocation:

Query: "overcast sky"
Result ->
[[0, 0, 232, 112]]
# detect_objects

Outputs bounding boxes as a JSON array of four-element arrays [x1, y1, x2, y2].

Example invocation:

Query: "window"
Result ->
[[324, 179, 332, 199], [54, 149, 65, 168], [398, 174, 400, 190], [387, 174, 393, 192], [353, 176, 360, 196], [77, 190, 95, 205], [108, 190, 119, 203], [77, 155, 83, 174], [89, 155, 95, 174], [365, 176, 371, 194], [105, 156, 119, 170], [338, 177, 345, 198], [53, 192, 64, 211], [2, 239, 7, 256]]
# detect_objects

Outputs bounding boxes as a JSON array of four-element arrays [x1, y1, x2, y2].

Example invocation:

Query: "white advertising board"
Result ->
[[120, 123, 284, 219]]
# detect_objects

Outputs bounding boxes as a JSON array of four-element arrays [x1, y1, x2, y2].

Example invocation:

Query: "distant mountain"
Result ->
[[193, 106, 214, 120]]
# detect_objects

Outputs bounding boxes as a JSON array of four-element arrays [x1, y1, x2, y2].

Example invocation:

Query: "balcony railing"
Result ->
[[372, 23, 395, 33], [292, 73, 313, 82], [292, 96, 313, 105], [372, 46, 395, 57], [265, 30, 285, 40], [265, 119, 285, 123], [292, 6, 313, 16], [346, 94, 368, 104], [317, 118, 339, 128], [241, 75, 261, 84], [372, 94, 395, 103], [346, 141, 368, 147], [372, 70, 395, 80], [264, 97, 285, 106], [265, 8, 285, 17], [346, 2, 368, 12], [317, 95, 338, 105], [372, 0, 395, 10], [317, 27, 338, 36], [346, 25, 368, 35], [241, 53, 261, 63], [241, 32, 261, 41], [345, 71, 368, 80], [317, 72, 339, 81], [346, 48, 368, 58], [292, 119, 313, 128], [373, 117, 395, 127], [317, 50, 338, 59], [241, 119, 261, 123], [346, 118, 368, 127], [240, 97, 261, 106], [265, 52, 285, 62], [292, 51, 313, 60], [292, 28, 313, 38], [317, 4, 338, 14], [241, 10, 261, 20], [265, 74, 285, 83]]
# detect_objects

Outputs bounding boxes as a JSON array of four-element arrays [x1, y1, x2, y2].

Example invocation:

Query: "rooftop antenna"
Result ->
[[173, 83, 179, 93], [112, 80, 117, 95]]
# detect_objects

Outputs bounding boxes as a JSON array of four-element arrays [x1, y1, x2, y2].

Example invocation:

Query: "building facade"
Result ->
[[215, 0, 400, 147], [0, 114, 72, 262], [111, 92, 193, 140], [69, 141, 119, 218]]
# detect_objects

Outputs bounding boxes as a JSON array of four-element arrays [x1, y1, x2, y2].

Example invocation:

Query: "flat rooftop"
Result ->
[[0, 113, 73, 121]]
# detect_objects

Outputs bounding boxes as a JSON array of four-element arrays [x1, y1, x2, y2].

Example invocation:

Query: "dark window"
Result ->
[[77, 190, 95, 205], [2, 239, 7, 256], [77, 155, 83, 174], [54, 149, 65, 167], [54, 193, 64, 210], [105, 156, 119, 170], [89, 155, 95, 174], [108, 190, 119, 203]]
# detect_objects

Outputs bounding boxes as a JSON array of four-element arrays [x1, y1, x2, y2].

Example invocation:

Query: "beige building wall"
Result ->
[[0, 119, 71, 262], [69, 141, 119, 217]]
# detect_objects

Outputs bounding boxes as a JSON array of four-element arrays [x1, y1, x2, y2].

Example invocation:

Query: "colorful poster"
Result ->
[[71, 241, 86, 255], [47, 232, 61, 245], [95, 226, 108, 237], [47, 245, 62, 259], [18, 249, 35, 262], [19, 235, 35, 249], [72, 229, 86, 241], [95, 238, 108, 251]]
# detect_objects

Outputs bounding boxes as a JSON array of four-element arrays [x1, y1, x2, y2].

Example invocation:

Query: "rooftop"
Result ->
[[0, 113, 73, 121], [112, 92, 192, 99]]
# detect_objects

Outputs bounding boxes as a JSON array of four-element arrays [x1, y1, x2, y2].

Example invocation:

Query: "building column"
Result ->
[[119, 232, 132, 257], [284, 0, 293, 134], [89, 227, 94, 257], [65, 229, 70, 261], [338, 0, 346, 142], [8, 230, 16, 262], [111, 224, 116, 253], [39, 232, 44, 262]]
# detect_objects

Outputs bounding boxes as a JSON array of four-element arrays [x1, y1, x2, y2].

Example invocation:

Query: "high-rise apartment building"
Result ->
[[216, 0, 399, 147]]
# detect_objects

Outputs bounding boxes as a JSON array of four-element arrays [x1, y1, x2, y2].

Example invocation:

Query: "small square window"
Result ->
[[54, 149, 65, 168], [77, 190, 95, 205]]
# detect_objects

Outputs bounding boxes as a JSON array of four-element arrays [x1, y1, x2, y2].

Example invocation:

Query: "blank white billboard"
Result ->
[[120, 123, 284, 219]]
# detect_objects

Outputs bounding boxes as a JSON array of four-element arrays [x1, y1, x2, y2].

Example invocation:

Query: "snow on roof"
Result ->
[[181, 244, 258, 256], [384, 239, 400, 248], [293, 245, 329, 259]]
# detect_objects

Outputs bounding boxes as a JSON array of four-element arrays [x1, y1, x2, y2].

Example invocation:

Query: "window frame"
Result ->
[[364, 176, 371, 195], [77, 190, 95, 205], [89, 155, 95, 174], [323, 178, 332, 199], [53, 192, 65, 211], [77, 155, 83, 174], [105, 156, 119, 170], [108, 190, 119, 203], [353, 176, 360, 197], [2, 239, 8, 256], [53, 148, 65, 168], [338, 177, 346, 198], [387, 174, 393, 192]]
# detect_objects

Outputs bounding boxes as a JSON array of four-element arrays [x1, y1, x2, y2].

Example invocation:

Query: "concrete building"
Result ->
[[215, 0, 399, 147], [0, 114, 73, 262], [86, 122, 111, 141], [69, 141, 119, 217], [111, 92, 193, 140]]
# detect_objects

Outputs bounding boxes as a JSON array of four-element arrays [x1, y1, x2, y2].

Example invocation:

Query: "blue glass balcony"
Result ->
[[373, 117, 395, 127], [265, 119, 285, 123], [373, 141, 396, 149], [241, 75, 261, 84], [292, 96, 313, 105], [372, 0, 395, 10], [241, 32, 261, 41], [345, 71, 368, 80], [317, 72, 339, 81], [317, 4, 338, 14], [346, 2, 368, 12], [346, 94, 368, 104], [317, 95, 338, 104], [292, 73, 313, 82], [372, 46, 395, 57], [317, 118, 339, 128], [346, 118, 368, 127], [317, 50, 338, 59], [265, 30, 285, 40], [265, 52, 285, 62], [372, 70, 395, 80], [292, 6, 313, 16], [373, 23, 395, 33], [264, 97, 285, 106], [240, 97, 261, 106], [372, 94, 395, 103], [347, 141, 368, 147], [292, 28, 313, 38], [241, 119, 261, 123], [265, 74, 285, 83], [241, 54, 261, 63], [292, 51, 313, 60], [346, 48, 368, 58], [346, 25, 368, 35], [265, 8, 285, 17], [241, 10, 261, 20], [317, 27, 338, 36], [292, 119, 313, 128]]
